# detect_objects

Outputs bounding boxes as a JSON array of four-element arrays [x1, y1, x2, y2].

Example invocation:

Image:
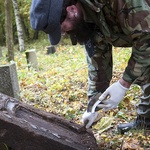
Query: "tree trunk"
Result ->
[[21, 16, 30, 40], [0, 22, 6, 45], [5, 0, 14, 61], [33, 30, 39, 40], [12, 0, 25, 52]]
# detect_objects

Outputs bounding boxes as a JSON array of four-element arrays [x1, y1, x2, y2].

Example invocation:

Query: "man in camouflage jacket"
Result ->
[[30, 0, 150, 133]]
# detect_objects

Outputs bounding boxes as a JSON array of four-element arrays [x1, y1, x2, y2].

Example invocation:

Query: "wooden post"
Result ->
[[25, 49, 39, 71]]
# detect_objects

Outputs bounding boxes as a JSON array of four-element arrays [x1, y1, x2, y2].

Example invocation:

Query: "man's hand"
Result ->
[[97, 80, 129, 111], [81, 111, 98, 128]]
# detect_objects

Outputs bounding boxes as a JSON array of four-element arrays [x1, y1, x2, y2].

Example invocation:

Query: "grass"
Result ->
[[0, 36, 149, 149]]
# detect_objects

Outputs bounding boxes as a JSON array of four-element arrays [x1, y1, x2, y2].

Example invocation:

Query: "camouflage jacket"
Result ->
[[79, 0, 150, 97]]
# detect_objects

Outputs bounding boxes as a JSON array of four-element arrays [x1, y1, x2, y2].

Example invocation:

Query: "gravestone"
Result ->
[[25, 49, 39, 71], [0, 92, 99, 150], [0, 62, 20, 99], [46, 46, 56, 54]]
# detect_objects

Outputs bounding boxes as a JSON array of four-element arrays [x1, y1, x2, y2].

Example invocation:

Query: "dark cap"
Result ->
[[30, 0, 63, 45]]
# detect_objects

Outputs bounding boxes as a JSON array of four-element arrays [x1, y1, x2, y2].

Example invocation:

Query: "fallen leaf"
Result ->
[[93, 117, 114, 134]]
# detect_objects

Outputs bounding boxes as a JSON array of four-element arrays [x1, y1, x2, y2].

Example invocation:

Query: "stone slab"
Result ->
[[0, 62, 20, 99], [0, 92, 99, 150], [46, 46, 56, 54], [25, 49, 38, 71]]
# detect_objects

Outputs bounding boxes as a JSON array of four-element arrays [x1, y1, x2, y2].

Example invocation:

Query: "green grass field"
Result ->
[[0, 36, 149, 149]]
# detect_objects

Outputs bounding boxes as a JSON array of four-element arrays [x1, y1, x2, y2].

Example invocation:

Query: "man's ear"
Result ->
[[66, 5, 77, 14]]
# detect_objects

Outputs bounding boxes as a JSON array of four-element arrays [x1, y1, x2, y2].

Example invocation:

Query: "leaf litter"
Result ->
[[1, 39, 149, 149]]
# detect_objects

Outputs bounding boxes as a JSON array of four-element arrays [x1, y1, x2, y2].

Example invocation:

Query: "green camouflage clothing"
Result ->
[[79, 0, 150, 97]]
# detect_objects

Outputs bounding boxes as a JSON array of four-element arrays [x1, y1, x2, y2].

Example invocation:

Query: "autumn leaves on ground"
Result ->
[[1, 37, 149, 149]]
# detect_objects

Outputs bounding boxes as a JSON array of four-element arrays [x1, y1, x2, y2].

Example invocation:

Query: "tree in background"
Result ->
[[12, 0, 25, 52], [5, 0, 14, 61], [0, 0, 43, 54], [0, 3, 6, 45]]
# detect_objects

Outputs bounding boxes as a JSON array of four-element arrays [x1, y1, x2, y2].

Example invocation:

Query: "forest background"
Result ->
[[0, 0, 149, 149]]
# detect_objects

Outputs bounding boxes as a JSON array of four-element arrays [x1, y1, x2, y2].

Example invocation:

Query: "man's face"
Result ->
[[61, 4, 95, 44], [61, 5, 83, 34]]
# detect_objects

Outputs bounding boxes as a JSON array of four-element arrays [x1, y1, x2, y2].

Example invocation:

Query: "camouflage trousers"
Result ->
[[137, 83, 150, 119], [85, 44, 150, 118]]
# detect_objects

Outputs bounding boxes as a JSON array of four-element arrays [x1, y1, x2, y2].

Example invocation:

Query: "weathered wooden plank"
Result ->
[[0, 92, 99, 150]]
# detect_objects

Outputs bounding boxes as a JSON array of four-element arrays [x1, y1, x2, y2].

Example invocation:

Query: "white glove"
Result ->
[[81, 111, 98, 128], [97, 81, 129, 111]]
